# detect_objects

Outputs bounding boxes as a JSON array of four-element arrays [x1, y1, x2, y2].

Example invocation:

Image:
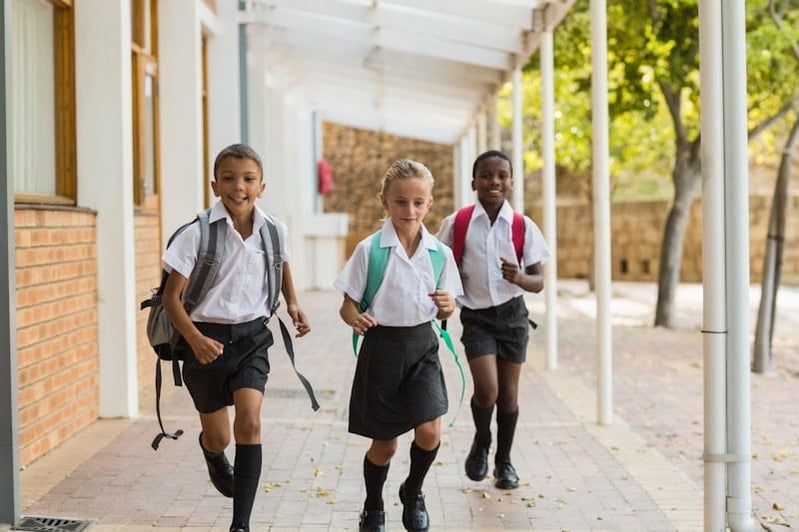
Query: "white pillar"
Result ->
[[75, 0, 138, 417], [721, 2, 755, 530], [476, 111, 487, 154], [159, 0, 204, 236], [590, 0, 613, 425], [488, 94, 501, 150], [206, 0, 242, 165], [540, 29, 558, 371], [511, 68, 524, 213]]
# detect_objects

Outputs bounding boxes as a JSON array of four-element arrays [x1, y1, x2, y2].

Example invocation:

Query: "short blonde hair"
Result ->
[[379, 159, 434, 197]]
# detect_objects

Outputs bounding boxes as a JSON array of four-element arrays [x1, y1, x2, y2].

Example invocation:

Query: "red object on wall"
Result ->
[[318, 157, 334, 195]]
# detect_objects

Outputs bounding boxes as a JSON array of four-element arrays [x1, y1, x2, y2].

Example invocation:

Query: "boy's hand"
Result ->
[[500, 257, 522, 285], [287, 303, 311, 337], [429, 289, 456, 319], [187, 334, 224, 365], [351, 312, 377, 336]]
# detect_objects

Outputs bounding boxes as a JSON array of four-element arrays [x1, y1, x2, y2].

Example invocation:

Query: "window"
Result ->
[[10, 0, 76, 204], [131, 0, 159, 209]]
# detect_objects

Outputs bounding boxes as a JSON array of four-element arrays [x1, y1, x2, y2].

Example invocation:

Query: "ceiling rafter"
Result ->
[[242, 0, 574, 144]]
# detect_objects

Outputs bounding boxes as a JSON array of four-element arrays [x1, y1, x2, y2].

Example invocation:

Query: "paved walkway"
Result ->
[[6, 281, 799, 531]]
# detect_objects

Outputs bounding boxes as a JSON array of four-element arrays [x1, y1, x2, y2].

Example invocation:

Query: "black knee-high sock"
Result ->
[[495, 409, 519, 465], [231, 443, 262, 528], [363, 454, 389, 511], [403, 441, 439, 497], [471, 400, 494, 447]]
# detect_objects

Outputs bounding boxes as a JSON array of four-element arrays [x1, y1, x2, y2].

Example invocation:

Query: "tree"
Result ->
[[752, 1, 799, 372]]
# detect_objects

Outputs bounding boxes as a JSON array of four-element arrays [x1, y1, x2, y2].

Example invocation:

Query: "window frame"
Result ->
[[131, 0, 160, 210], [13, 0, 77, 206]]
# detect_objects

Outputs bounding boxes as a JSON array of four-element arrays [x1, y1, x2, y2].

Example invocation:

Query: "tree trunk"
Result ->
[[752, 114, 799, 372], [654, 139, 701, 328]]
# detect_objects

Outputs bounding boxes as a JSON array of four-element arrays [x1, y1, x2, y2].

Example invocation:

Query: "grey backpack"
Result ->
[[140, 209, 319, 450]]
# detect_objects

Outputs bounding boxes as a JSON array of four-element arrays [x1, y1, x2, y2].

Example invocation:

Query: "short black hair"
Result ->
[[472, 149, 512, 179], [213, 143, 263, 180]]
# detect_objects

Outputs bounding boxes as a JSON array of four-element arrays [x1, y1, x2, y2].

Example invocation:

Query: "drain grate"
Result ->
[[13, 516, 90, 532]]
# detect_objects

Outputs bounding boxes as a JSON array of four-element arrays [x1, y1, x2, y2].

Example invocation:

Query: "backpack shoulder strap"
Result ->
[[511, 212, 525, 264], [452, 205, 475, 265], [359, 230, 389, 313], [429, 239, 446, 288], [182, 209, 226, 312], [260, 215, 284, 314]]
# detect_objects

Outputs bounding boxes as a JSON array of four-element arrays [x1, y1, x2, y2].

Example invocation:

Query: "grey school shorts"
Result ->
[[459, 295, 530, 363], [182, 317, 274, 413]]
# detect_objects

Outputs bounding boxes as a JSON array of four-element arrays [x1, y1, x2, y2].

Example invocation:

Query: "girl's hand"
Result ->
[[287, 304, 311, 337], [500, 257, 522, 285], [429, 290, 456, 319], [351, 313, 377, 336]]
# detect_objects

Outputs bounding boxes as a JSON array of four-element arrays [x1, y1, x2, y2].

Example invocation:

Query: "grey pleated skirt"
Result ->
[[349, 323, 448, 440]]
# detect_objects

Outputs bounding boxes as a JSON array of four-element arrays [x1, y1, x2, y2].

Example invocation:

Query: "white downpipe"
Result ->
[[511, 68, 524, 213], [590, 0, 612, 424], [540, 30, 558, 370], [698, 1, 727, 528], [721, 2, 756, 530]]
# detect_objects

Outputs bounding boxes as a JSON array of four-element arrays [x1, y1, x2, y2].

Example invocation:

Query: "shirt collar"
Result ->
[[474, 200, 514, 225], [379, 219, 436, 250], [209, 201, 266, 231]]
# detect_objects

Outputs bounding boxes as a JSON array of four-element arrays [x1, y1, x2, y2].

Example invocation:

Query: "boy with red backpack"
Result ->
[[437, 149, 550, 490]]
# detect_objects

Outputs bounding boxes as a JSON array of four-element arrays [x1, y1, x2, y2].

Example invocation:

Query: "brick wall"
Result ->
[[531, 195, 799, 284], [134, 211, 162, 408], [322, 123, 799, 285], [321, 122, 455, 256], [15, 206, 99, 466]]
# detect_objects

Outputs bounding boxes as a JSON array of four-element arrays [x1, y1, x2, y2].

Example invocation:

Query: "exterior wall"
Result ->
[[321, 122, 455, 257], [530, 195, 799, 285], [134, 211, 161, 401], [323, 123, 799, 285], [14, 207, 99, 466]]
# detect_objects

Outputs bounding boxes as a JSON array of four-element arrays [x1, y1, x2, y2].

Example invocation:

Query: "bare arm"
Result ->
[[339, 294, 378, 336], [162, 270, 224, 364], [500, 259, 544, 293], [281, 262, 310, 337]]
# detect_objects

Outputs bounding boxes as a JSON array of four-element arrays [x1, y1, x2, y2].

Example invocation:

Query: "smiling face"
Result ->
[[211, 156, 265, 219], [380, 176, 433, 236], [472, 155, 513, 211]]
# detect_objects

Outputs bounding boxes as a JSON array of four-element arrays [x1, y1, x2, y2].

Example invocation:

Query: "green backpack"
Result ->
[[352, 229, 465, 425]]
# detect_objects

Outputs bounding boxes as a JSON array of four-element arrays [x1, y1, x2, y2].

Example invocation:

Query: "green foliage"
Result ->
[[497, 0, 799, 201]]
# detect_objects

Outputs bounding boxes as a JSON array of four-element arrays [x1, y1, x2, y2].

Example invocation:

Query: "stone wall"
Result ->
[[322, 122, 799, 285]]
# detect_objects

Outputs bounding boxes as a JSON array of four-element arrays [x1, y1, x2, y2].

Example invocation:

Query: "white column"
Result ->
[[75, 0, 138, 417], [540, 29, 558, 371], [476, 111, 487, 154], [590, 0, 613, 425], [206, 0, 242, 166], [488, 94, 501, 150], [158, 0, 204, 237], [511, 68, 524, 213]]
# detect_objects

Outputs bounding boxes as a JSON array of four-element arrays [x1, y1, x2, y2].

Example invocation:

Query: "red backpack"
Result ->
[[451, 205, 525, 265]]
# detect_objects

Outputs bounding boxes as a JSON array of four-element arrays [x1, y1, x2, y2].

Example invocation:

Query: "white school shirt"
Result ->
[[437, 200, 550, 310], [333, 220, 463, 327], [162, 201, 290, 324]]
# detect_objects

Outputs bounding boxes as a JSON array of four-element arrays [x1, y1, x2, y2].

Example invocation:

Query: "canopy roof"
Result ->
[[241, 0, 574, 144]]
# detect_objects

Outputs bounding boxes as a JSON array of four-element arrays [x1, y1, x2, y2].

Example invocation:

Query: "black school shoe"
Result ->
[[464, 436, 489, 481], [493, 460, 520, 490], [358, 509, 386, 532], [199, 432, 235, 498], [398, 482, 429, 531], [229, 521, 248, 532]]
